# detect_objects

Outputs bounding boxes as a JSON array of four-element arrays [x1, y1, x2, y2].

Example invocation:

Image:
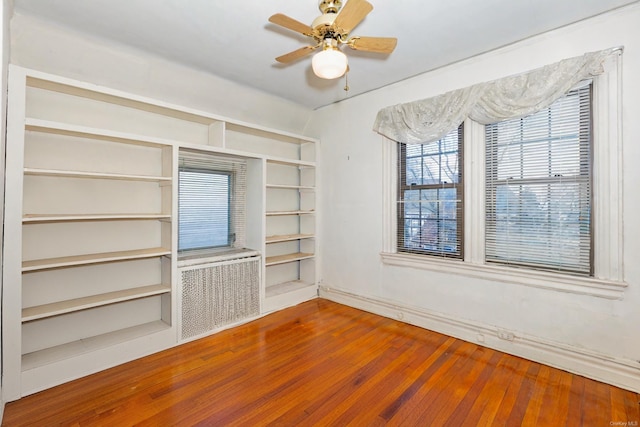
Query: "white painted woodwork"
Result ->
[[1, 0, 11, 414], [262, 138, 317, 311], [2, 65, 318, 400], [21, 320, 171, 371], [265, 252, 315, 266], [25, 118, 180, 148], [23, 213, 171, 222], [266, 234, 315, 243], [22, 284, 171, 321], [266, 184, 315, 190], [21, 248, 171, 272], [24, 168, 170, 182], [266, 157, 315, 168], [263, 280, 318, 313], [266, 210, 315, 216]]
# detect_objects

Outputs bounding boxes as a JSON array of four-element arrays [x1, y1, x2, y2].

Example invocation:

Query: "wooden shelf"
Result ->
[[266, 184, 315, 191], [22, 248, 171, 272], [23, 213, 171, 223], [25, 118, 180, 148], [266, 234, 315, 243], [22, 284, 171, 322], [24, 168, 171, 182], [21, 320, 171, 371], [266, 210, 315, 216], [266, 157, 315, 168], [226, 122, 317, 146], [263, 281, 318, 313], [265, 280, 315, 298], [265, 252, 314, 266]]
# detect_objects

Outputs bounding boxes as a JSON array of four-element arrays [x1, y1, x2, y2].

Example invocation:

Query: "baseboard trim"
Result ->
[[319, 285, 640, 393]]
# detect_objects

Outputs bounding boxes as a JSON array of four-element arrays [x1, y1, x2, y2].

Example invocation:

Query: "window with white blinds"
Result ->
[[485, 84, 592, 274], [397, 125, 464, 258], [178, 150, 246, 253]]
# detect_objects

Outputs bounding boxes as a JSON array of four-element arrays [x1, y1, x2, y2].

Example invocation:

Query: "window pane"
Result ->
[[401, 188, 459, 253], [485, 85, 592, 274], [405, 155, 423, 185], [422, 156, 442, 185], [179, 170, 231, 251], [440, 151, 459, 183]]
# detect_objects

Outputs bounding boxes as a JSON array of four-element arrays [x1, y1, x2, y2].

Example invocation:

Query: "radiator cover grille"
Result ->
[[180, 256, 260, 340]]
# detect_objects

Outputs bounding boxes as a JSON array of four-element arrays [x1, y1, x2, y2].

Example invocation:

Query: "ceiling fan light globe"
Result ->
[[312, 49, 348, 79]]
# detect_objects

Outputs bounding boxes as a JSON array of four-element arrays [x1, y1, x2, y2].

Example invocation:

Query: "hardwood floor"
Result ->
[[3, 299, 639, 426]]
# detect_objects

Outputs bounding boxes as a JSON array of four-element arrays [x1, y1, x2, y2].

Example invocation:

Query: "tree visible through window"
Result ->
[[397, 125, 463, 258], [485, 84, 592, 274]]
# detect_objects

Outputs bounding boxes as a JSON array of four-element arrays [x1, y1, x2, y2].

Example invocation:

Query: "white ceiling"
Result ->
[[12, 0, 639, 110]]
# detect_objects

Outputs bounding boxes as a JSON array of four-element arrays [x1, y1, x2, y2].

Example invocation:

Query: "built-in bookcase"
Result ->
[[264, 155, 317, 312], [3, 66, 318, 400]]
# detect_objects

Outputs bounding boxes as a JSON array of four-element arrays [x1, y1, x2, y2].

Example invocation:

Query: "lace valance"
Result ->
[[373, 47, 622, 144]]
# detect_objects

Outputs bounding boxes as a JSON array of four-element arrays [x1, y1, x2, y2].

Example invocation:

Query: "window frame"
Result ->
[[176, 150, 248, 260], [396, 124, 464, 259], [381, 55, 626, 299], [484, 85, 593, 275]]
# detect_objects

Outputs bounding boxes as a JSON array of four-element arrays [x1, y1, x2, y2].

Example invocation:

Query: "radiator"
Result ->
[[179, 253, 261, 340]]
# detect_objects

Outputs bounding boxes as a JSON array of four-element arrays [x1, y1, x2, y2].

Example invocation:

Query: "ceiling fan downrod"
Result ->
[[318, 0, 342, 14]]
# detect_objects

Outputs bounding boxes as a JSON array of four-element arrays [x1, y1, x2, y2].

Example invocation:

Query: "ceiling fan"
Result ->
[[269, 0, 397, 79]]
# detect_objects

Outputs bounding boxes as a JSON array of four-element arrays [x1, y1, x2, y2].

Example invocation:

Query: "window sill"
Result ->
[[380, 252, 627, 300]]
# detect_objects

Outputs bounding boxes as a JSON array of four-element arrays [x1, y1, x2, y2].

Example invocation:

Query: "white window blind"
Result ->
[[485, 84, 592, 274], [397, 125, 464, 258], [178, 150, 246, 253]]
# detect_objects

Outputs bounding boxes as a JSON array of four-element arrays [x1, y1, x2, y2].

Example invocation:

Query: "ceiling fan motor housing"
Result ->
[[312, 13, 338, 33], [313, 0, 345, 42]]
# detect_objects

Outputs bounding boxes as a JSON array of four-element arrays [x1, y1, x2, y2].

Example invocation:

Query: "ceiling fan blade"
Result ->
[[275, 45, 319, 64], [269, 13, 314, 36], [348, 36, 397, 54], [333, 0, 373, 34]]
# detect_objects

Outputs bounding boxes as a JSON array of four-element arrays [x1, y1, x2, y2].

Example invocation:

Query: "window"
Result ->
[[179, 169, 232, 251], [397, 125, 463, 258], [178, 150, 246, 254], [382, 54, 624, 298], [485, 85, 592, 275]]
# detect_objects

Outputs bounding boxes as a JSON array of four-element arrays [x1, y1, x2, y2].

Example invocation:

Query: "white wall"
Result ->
[[308, 3, 640, 391], [9, 13, 313, 135]]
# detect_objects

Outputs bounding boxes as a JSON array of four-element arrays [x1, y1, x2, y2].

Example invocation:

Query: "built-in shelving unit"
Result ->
[[263, 138, 317, 312], [3, 65, 319, 400], [8, 68, 176, 396]]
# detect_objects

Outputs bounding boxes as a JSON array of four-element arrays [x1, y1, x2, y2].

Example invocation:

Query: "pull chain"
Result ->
[[343, 68, 350, 93]]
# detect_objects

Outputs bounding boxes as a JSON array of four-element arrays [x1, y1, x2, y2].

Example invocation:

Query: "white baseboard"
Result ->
[[319, 285, 640, 393]]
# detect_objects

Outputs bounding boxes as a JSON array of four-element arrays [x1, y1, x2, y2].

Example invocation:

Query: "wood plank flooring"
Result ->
[[3, 299, 639, 426]]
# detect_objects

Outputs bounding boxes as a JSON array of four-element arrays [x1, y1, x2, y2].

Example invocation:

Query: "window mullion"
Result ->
[[465, 119, 486, 264]]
